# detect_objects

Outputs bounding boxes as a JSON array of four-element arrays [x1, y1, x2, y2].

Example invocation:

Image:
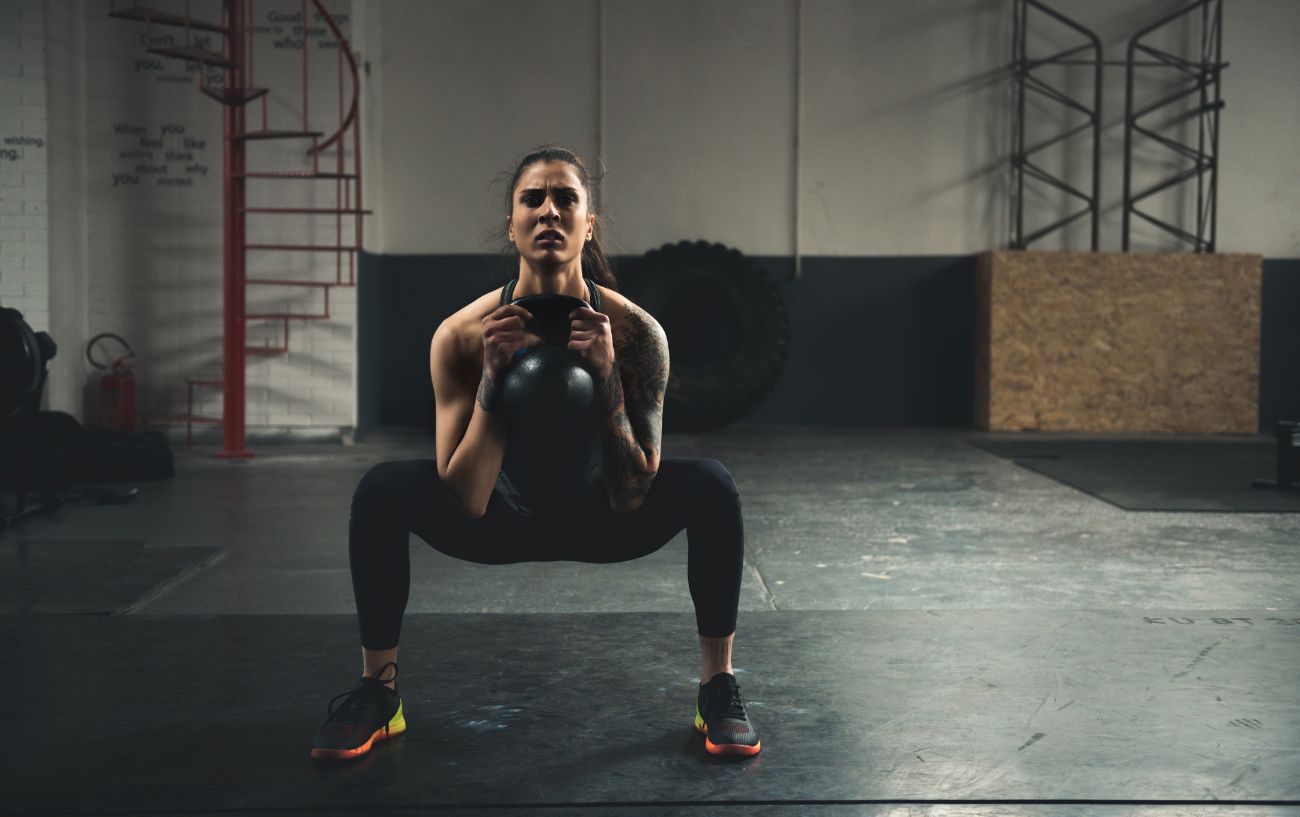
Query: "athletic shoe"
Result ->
[[694, 672, 762, 756], [310, 662, 406, 760]]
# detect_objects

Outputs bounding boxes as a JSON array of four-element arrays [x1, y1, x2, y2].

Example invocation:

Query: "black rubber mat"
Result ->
[[0, 539, 222, 614], [969, 437, 1300, 512], [2, 611, 1297, 813]]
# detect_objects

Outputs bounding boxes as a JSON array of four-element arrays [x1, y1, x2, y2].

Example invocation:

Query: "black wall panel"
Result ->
[[357, 253, 1297, 434]]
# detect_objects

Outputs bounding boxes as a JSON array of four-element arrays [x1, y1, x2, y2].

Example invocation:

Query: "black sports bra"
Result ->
[[500, 276, 603, 312]]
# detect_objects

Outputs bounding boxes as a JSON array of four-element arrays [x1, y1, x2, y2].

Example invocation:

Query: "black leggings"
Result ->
[[348, 457, 745, 649]]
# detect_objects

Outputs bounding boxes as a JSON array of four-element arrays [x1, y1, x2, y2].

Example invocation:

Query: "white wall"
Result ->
[[364, 0, 601, 255], [43, 0, 357, 432], [1217, 0, 1300, 255], [603, 0, 797, 256], [365, 0, 1300, 257], [18, 0, 1299, 432], [0, 0, 49, 332], [46, 0, 88, 420]]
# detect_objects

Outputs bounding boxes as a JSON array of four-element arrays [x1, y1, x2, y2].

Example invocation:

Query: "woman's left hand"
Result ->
[[568, 307, 616, 382]]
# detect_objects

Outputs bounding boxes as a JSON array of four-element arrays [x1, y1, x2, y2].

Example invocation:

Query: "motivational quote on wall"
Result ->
[[109, 6, 350, 191], [0, 133, 43, 165]]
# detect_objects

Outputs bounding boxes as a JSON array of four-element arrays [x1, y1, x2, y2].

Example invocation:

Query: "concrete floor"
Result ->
[[3, 425, 1298, 815], [58, 425, 1300, 618]]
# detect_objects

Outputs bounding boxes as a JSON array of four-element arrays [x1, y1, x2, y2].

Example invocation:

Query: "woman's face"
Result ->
[[508, 160, 595, 268]]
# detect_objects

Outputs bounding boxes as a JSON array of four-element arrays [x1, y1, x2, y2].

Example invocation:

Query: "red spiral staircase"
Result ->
[[110, 0, 367, 459]]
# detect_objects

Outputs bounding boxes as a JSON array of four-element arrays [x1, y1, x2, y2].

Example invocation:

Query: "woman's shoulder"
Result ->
[[597, 285, 664, 339], [436, 286, 507, 348]]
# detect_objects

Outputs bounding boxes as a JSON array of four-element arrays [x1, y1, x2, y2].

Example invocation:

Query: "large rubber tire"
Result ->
[[621, 241, 790, 432]]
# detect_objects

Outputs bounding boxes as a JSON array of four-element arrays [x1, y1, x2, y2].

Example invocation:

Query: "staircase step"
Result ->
[[185, 378, 224, 387], [235, 171, 358, 180], [246, 243, 361, 252], [232, 129, 325, 141], [147, 45, 233, 69], [199, 86, 269, 106], [247, 278, 337, 288], [246, 312, 330, 320], [241, 207, 372, 215], [247, 346, 288, 356], [109, 6, 229, 34]]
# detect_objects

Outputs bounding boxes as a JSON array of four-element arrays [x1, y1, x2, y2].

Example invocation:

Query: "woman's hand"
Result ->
[[568, 306, 615, 382], [481, 304, 533, 375]]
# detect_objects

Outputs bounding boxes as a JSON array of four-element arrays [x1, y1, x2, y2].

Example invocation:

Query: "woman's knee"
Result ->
[[700, 458, 740, 500], [669, 457, 740, 505], [352, 460, 438, 514]]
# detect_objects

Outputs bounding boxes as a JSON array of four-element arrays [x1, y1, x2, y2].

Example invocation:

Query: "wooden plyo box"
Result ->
[[975, 251, 1261, 433]]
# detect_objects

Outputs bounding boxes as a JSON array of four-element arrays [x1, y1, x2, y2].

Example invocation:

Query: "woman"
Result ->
[[311, 146, 761, 759]]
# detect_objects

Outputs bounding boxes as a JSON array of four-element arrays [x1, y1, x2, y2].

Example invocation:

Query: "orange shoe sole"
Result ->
[[311, 702, 407, 760], [694, 709, 762, 756]]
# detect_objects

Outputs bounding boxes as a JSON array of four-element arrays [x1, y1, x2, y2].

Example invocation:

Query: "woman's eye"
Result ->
[[521, 193, 575, 206]]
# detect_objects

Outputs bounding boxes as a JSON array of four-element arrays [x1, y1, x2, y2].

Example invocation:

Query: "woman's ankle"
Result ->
[[362, 647, 400, 689]]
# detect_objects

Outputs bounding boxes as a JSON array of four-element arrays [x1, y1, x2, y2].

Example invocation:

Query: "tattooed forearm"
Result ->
[[597, 363, 625, 413], [616, 307, 667, 460], [598, 305, 669, 512], [596, 369, 648, 507], [601, 406, 644, 506], [476, 367, 502, 412]]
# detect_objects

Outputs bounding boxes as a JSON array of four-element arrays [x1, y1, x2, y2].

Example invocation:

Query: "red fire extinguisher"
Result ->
[[87, 333, 137, 432]]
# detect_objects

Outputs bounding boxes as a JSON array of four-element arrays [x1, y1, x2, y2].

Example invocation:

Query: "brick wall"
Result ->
[[57, 1, 357, 439], [0, 0, 49, 335]]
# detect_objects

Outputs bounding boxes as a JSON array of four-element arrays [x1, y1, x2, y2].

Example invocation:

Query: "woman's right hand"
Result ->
[[481, 304, 534, 375]]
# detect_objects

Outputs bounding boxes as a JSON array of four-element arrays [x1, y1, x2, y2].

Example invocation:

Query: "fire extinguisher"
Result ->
[[87, 332, 137, 432]]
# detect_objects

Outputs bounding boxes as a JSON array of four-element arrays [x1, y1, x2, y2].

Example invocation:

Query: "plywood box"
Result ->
[[975, 251, 1261, 433]]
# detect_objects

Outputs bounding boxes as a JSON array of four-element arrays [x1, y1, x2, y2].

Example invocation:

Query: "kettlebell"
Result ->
[[501, 293, 600, 435]]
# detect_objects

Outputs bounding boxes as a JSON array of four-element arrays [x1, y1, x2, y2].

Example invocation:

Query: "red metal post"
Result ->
[[219, 0, 254, 459]]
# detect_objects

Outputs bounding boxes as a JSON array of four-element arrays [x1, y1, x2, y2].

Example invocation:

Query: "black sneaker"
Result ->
[[310, 662, 406, 760], [694, 672, 761, 756]]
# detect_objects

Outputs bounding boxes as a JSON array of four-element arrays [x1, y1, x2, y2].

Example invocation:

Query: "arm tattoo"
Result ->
[[601, 407, 642, 505], [598, 362, 625, 413], [599, 305, 669, 509], [618, 308, 667, 465], [477, 367, 502, 412]]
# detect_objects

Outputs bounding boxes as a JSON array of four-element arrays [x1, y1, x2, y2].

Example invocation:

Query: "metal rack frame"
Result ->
[[1010, 0, 1102, 251], [1122, 0, 1227, 252]]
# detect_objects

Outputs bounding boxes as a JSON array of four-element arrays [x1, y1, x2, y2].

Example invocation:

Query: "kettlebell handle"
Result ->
[[509, 293, 591, 311], [509, 293, 591, 348]]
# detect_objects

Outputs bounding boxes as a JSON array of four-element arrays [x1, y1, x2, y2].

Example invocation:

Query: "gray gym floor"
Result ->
[[3, 426, 1298, 816]]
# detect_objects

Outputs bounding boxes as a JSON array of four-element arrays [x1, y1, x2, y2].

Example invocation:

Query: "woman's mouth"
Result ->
[[537, 230, 563, 244]]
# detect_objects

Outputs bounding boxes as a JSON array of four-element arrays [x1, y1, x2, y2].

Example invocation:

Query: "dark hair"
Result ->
[[493, 145, 620, 292]]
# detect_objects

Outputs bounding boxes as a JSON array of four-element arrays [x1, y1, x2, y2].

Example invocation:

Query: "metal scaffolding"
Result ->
[[1122, 0, 1227, 252], [1010, 0, 1102, 251]]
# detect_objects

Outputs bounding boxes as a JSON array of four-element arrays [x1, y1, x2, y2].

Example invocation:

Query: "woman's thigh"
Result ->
[[546, 457, 737, 564], [403, 457, 736, 566]]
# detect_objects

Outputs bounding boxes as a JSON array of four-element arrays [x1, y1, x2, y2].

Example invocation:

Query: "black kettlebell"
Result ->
[[500, 294, 600, 435]]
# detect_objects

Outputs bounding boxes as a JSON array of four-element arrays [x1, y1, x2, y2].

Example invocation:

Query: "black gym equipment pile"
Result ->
[[0, 307, 174, 530]]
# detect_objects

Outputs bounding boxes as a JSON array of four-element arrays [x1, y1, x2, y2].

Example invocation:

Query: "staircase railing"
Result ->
[[111, 0, 368, 457]]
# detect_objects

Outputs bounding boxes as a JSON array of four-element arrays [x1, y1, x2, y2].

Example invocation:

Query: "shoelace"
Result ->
[[324, 662, 398, 723], [710, 678, 748, 722]]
